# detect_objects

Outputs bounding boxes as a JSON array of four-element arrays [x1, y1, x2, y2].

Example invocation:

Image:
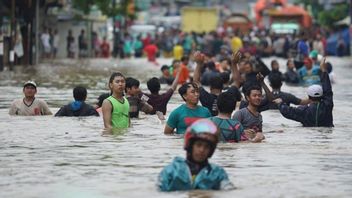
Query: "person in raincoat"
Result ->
[[158, 119, 234, 191]]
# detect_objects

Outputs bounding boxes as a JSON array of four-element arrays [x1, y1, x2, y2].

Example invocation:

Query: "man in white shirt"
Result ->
[[9, 81, 52, 116]]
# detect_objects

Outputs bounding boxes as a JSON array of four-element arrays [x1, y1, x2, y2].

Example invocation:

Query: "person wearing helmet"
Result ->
[[273, 58, 333, 127], [158, 119, 234, 191]]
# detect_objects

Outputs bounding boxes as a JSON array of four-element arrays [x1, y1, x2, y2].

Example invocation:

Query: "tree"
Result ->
[[72, 0, 136, 19], [295, 0, 349, 27]]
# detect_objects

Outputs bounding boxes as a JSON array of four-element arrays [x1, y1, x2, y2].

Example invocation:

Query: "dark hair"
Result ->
[[147, 77, 161, 94], [160, 65, 169, 71], [109, 72, 125, 84], [125, 77, 140, 92], [269, 73, 283, 89], [245, 85, 262, 98], [217, 92, 236, 114], [209, 76, 223, 90], [73, 86, 87, 101], [181, 56, 189, 62], [96, 93, 110, 108], [178, 82, 199, 101], [219, 72, 230, 84], [205, 61, 216, 71]]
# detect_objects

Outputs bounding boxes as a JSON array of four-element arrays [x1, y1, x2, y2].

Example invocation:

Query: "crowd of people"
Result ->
[[9, 44, 334, 191], [38, 23, 350, 62]]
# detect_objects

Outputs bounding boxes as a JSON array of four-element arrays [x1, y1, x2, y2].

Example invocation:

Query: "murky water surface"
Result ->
[[1, 57, 351, 198]]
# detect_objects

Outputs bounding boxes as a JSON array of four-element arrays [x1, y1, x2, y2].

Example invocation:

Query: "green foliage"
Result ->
[[295, 0, 349, 27], [72, 0, 136, 19], [318, 4, 349, 27]]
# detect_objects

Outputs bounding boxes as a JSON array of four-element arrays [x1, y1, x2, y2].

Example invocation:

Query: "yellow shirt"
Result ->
[[173, 45, 184, 60]]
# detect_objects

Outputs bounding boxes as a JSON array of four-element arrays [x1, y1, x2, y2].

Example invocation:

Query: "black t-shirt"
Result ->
[[200, 86, 242, 116], [199, 87, 218, 116]]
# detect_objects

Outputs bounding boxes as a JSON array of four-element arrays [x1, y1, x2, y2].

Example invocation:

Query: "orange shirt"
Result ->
[[173, 64, 189, 84]]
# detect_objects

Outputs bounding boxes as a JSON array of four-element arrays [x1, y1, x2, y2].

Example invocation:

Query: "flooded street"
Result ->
[[0, 57, 352, 198]]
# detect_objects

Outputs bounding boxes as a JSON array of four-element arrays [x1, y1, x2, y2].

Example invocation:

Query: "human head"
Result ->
[[73, 86, 87, 101], [178, 82, 199, 105], [219, 72, 230, 85], [147, 77, 160, 94], [304, 58, 313, 70], [172, 59, 181, 68], [307, 84, 323, 101], [209, 76, 223, 90], [217, 92, 237, 114], [271, 60, 279, 71], [243, 61, 253, 74], [181, 56, 189, 65], [125, 77, 141, 96], [245, 85, 262, 107], [269, 73, 283, 89], [286, 58, 295, 70], [160, 65, 170, 76], [108, 72, 125, 95], [184, 119, 219, 162], [23, 81, 37, 98]]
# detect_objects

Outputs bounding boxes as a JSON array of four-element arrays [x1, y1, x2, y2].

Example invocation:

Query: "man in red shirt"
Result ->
[[144, 40, 158, 65], [100, 36, 110, 58]]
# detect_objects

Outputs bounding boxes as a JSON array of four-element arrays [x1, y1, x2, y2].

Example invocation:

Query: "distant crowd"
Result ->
[[39, 25, 348, 61]]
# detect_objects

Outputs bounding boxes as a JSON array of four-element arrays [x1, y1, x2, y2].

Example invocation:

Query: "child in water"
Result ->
[[158, 119, 234, 191], [102, 72, 130, 129]]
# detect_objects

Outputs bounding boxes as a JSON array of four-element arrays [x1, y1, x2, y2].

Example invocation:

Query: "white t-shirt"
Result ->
[[9, 98, 52, 116]]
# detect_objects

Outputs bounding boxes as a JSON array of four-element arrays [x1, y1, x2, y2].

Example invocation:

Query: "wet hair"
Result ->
[[269, 73, 283, 89], [73, 86, 87, 101], [178, 82, 199, 102], [217, 92, 236, 114], [160, 65, 169, 71], [108, 72, 125, 85], [219, 72, 230, 84], [209, 76, 223, 90], [125, 77, 140, 92], [245, 85, 262, 98], [147, 77, 160, 94], [96, 93, 110, 108]]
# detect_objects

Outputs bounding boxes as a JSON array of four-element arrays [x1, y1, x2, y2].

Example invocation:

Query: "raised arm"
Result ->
[[230, 51, 242, 88], [320, 57, 333, 106], [192, 51, 205, 87], [257, 72, 274, 102], [170, 62, 182, 91]]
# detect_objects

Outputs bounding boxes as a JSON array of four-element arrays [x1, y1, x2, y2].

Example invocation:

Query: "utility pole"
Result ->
[[350, 0, 352, 55], [9, 0, 15, 70], [35, 0, 39, 65]]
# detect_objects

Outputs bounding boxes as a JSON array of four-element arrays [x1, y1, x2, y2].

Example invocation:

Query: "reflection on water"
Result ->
[[0, 57, 352, 198]]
